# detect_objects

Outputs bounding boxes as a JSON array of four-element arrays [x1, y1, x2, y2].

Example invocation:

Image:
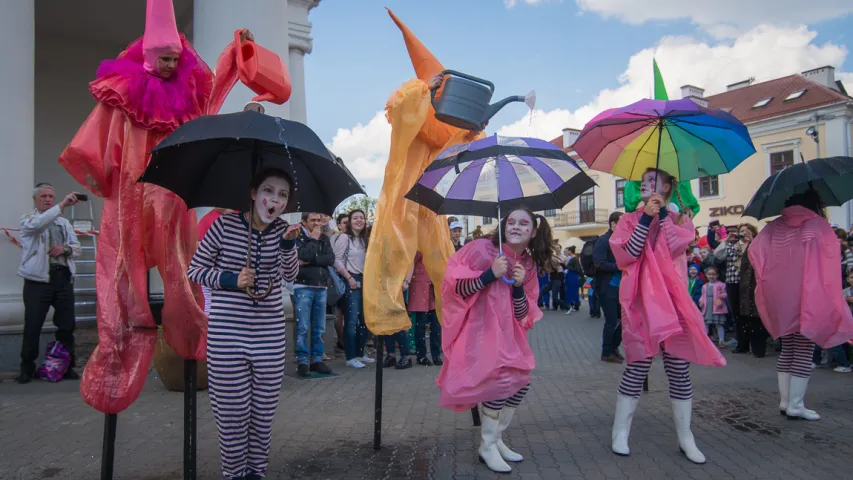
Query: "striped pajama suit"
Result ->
[[188, 213, 299, 479]]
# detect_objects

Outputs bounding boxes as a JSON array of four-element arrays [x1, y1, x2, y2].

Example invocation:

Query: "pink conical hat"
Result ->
[[142, 0, 183, 74]]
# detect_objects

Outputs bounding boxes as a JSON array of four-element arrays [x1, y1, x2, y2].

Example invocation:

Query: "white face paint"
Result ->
[[505, 210, 535, 247], [639, 169, 671, 202], [252, 176, 290, 225]]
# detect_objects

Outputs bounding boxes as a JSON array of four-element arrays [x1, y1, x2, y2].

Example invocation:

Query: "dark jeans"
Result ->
[[588, 289, 601, 317], [414, 310, 441, 360], [542, 277, 569, 311], [384, 330, 411, 356], [726, 283, 746, 349], [343, 274, 369, 360], [21, 267, 76, 374], [743, 315, 768, 357], [600, 286, 622, 357]]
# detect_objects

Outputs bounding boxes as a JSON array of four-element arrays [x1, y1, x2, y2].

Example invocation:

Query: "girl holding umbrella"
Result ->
[[188, 168, 301, 480], [609, 168, 725, 465], [438, 208, 554, 474], [748, 189, 853, 420]]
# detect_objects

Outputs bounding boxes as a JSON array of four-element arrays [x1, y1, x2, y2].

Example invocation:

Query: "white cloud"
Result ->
[[498, 25, 850, 141], [576, 0, 853, 38], [330, 25, 851, 194], [325, 111, 391, 197]]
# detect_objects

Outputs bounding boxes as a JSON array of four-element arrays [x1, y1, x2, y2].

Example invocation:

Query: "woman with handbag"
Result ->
[[333, 209, 374, 369]]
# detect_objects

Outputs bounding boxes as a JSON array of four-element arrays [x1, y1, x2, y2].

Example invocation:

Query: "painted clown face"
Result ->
[[252, 176, 290, 225], [505, 210, 535, 247]]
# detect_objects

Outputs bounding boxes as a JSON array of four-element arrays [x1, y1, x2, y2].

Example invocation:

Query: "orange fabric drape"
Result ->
[[363, 11, 484, 335]]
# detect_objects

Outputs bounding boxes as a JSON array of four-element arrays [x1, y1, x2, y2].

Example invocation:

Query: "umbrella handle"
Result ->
[[498, 253, 516, 285], [245, 281, 273, 300]]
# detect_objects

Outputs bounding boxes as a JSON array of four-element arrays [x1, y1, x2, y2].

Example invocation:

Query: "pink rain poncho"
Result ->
[[610, 210, 726, 367], [436, 239, 542, 411], [748, 206, 853, 347]]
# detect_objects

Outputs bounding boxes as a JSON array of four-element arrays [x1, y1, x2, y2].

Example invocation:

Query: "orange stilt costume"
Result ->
[[363, 9, 485, 335], [58, 0, 245, 414]]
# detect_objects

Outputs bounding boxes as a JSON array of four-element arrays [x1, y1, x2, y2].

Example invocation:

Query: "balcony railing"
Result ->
[[549, 208, 610, 228]]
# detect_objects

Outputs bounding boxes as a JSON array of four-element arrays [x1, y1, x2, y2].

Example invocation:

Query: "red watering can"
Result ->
[[235, 30, 292, 105]]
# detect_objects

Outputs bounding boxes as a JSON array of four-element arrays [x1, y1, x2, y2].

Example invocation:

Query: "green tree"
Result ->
[[335, 195, 378, 223]]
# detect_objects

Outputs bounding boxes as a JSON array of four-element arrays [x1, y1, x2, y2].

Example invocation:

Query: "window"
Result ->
[[752, 97, 772, 108], [770, 150, 794, 175], [482, 217, 493, 225], [543, 209, 557, 217], [615, 179, 626, 208], [784, 89, 806, 101], [699, 175, 719, 198], [579, 190, 595, 223]]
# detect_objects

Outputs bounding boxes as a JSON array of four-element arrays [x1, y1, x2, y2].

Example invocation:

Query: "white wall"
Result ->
[[34, 33, 127, 227]]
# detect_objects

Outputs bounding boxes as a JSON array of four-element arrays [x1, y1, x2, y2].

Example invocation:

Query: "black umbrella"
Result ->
[[141, 110, 364, 215], [743, 156, 853, 220], [141, 110, 365, 299]]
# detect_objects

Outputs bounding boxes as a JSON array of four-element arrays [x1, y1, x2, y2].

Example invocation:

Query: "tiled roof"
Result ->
[[705, 75, 851, 123]]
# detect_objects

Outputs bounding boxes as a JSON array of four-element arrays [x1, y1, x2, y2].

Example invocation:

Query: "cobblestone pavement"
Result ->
[[1, 306, 852, 480]]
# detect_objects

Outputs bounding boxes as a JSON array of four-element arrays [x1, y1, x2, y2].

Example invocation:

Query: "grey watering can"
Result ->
[[430, 70, 536, 131]]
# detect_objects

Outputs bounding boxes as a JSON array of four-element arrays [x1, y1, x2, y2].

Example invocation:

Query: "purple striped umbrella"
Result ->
[[405, 134, 596, 226]]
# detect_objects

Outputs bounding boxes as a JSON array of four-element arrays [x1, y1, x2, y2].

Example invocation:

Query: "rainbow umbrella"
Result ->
[[573, 98, 755, 181]]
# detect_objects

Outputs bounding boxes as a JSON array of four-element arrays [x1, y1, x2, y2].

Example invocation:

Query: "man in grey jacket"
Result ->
[[17, 183, 82, 383]]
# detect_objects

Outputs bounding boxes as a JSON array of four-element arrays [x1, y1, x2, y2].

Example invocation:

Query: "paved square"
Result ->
[[1, 306, 850, 479]]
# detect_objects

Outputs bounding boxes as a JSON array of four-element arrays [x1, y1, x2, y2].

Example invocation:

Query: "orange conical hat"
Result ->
[[387, 8, 444, 80]]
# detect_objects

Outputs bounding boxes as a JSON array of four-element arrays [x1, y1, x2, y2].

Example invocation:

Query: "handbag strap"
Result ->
[[343, 236, 351, 270]]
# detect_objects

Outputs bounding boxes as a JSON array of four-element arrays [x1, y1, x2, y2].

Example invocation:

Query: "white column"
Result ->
[[0, 2, 34, 329], [824, 116, 852, 228], [192, 0, 292, 119], [287, 0, 320, 124]]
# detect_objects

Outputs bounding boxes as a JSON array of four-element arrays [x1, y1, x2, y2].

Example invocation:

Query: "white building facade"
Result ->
[[0, 0, 320, 366]]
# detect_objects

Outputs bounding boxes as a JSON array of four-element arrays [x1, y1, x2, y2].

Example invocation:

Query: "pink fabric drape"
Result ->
[[436, 239, 542, 411], [610, 210, 726, 367], [748, 206, 853, 348]]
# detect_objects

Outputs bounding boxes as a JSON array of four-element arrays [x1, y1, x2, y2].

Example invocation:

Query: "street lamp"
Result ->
[[805, 126, 819, 158]]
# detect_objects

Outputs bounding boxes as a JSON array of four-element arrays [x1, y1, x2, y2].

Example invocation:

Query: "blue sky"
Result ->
[[303, 0, 853, 196]]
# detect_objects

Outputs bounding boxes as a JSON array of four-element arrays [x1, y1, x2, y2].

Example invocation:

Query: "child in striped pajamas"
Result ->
[[609, 169, 726, 466], [437, 209, 553, 474], [188, 169, 300, 480]]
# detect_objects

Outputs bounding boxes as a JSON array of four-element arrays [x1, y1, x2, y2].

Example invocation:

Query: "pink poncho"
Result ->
[[436, 239, 542, 411], [748, 206, 853, 347], [610, 210, 726, 367]]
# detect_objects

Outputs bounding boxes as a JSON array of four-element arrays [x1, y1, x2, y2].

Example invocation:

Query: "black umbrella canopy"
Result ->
[[141, 111, 364, 215], [743, 156, 853, 220]]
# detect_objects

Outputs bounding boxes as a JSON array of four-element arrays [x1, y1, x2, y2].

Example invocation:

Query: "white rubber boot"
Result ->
[[611, 394, 638, 456], [786, 376, 820, 421], [496, 407, 523, 462], [671, 399, 706, 465], [777, 372, 790, 416], [478, 405, 512, 473]]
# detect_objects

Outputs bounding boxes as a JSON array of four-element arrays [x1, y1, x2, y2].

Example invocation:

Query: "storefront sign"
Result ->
[[708, 205, 745, 216]]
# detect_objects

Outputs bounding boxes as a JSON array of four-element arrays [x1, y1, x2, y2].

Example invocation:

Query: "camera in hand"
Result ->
[[76, 194, 89, 202]]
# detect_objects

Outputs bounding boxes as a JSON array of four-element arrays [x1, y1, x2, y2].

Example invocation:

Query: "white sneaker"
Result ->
[[346, 359, 366, 369], [833, 366, 852, 373], [359, 356, 375, 364]]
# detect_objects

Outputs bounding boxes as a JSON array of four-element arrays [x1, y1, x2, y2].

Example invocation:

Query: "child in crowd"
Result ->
[[688, 264, 703, 308], [699, 266, 728, 348]]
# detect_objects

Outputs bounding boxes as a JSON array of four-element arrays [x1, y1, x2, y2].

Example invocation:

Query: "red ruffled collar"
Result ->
[[89, 35, 213, 131]]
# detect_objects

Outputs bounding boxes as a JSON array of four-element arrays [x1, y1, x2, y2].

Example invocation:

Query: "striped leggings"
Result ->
[[483, 384, 531, 411], [208, 326, 285, 478], [776, 332, 814, 378], [618, 351, 692, 400]]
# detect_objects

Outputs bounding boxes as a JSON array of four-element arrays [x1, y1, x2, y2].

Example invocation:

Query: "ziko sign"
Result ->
[[708, 205, 745, 216]]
